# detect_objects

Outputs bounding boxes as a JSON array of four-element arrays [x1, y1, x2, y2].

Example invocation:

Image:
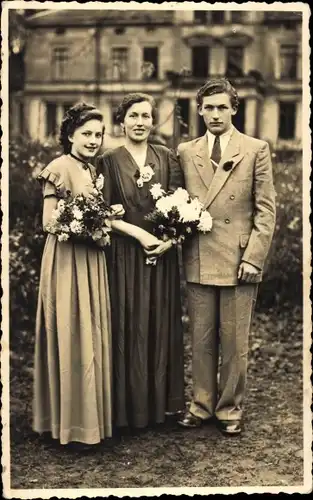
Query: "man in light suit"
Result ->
[[177, 79, 276, 435]]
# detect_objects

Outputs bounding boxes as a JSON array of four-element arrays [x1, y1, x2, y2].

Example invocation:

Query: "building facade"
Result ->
[[10, 9, 303, 149]]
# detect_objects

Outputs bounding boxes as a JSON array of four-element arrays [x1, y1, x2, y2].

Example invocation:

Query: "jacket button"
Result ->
[[225, 218, 230, 224], [230, 195, 235, 200]]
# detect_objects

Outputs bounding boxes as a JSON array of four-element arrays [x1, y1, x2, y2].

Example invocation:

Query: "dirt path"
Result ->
[[8, 308, 306, 491]]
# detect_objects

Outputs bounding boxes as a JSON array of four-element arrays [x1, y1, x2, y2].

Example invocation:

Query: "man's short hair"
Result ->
[[196, 78, 239, 110]]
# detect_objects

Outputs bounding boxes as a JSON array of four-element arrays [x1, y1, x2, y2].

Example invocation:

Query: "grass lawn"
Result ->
[[6, 305, 308, 494]]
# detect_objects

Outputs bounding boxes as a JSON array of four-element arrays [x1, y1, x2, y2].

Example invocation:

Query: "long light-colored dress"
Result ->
[[33, 154, 112, 445], [98, 145, 185, 429]]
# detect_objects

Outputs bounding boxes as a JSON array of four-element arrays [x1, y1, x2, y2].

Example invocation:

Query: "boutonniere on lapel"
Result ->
[[135, 163, 155, 188], [223, 160, 234, 172]]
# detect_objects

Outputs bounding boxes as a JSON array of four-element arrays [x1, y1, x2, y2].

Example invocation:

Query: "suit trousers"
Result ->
[[188, 282, 258, 422]]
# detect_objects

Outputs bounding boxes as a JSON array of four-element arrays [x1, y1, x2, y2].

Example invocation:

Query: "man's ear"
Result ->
[[198, 106, 203, 117], [231, 108, 238, 116]]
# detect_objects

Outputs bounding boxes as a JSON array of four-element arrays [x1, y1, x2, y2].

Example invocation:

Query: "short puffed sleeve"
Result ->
[[37, 163, 67, 199]]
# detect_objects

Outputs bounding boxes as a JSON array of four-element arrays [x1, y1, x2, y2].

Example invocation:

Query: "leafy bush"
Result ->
[[258, 155, 302, 309], [8, 139, 303, 354], [9, 138, 62, 354]]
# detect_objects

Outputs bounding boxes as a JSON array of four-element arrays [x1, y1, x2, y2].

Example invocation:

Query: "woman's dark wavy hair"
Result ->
[[196, 78, 239, 110], [59, 102, 105, 153], [115, 93, 158, 124]]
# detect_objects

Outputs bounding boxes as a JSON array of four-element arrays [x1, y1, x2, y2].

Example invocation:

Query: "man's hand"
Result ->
[[238, 261, 261, 283]]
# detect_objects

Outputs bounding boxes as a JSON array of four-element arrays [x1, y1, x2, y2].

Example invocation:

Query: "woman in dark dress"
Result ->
[[97, 93, 185, 429]]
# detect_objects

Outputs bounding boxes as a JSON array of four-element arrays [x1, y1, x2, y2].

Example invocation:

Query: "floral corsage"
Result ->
[[134, 163, 155, 188]]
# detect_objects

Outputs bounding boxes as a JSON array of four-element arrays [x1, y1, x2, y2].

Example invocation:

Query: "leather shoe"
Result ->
[[165, 410, 185, 417], [178, 411, 203, 428], [217, 419, 242, 436]]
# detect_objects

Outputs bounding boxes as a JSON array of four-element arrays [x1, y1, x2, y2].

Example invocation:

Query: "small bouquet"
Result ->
[[144, 183, 213, 264], [45, 174, 113, 248]]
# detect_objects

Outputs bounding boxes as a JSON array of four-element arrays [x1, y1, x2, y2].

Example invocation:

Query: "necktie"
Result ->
[[211, 135, 221, 171]]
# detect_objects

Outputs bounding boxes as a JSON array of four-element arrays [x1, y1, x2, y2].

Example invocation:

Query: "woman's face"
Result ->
[[69, 119, 104, 160], [123, 101, 153, 143]]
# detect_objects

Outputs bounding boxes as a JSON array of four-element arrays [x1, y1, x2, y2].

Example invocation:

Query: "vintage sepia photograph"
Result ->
[[1, 1, 311, 497]]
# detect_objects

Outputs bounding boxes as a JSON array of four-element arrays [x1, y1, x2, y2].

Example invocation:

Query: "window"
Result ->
[[232, 98, 245, 133], [192, 46, 209, 78], [46, 102, 57, 137], [63, 102, 75, 114], [231, 12, 245, 23], [194, 11, 208, 23], [198, 113, 207, 136], [55, 27, 66, 35], [176, 99, 190, 137], [279, 102, 296, 139], [142, 47, 158, 79], [18, 101, 25, 135], [52, 47, 68, 80], [226, 46, 244, 77], [280, 45, 297, 79], [112, 47, 128, 80], [211, 11, 225, 24], [111, 106, 123, 136]]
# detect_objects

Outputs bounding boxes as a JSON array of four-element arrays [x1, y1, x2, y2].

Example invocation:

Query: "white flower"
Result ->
[[95, 174, 104, 191], [72, 207, 83, 220], [57, 199, 66, 211], [137, 178, 144, 188], [189, 197, 203, 213], [150, 183, 165, 200], [170, 188, 190, 207], [58, 233, 70, 242], [70, 220, 83, 234], [178, 202, 200, 223], [60, 225, 70, 233], [92, 229, 103, 241], [51, 208, 61, 220], [155, 196, 174, 217], [197, 210, 213, 233], [46, 223, 57, 234], [103, 234, 111, 246]]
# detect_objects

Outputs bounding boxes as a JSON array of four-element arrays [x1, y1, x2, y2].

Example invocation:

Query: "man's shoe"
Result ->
[[178, 411, 203, 428], [165, 410, 185, 417], [217, 419, 242, 436]]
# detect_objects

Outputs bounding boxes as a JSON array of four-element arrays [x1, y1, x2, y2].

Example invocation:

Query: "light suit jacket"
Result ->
[[177, 128, 276, 286]]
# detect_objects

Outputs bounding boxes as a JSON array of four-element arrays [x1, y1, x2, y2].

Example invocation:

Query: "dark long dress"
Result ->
[[97, 144, 185, 428]]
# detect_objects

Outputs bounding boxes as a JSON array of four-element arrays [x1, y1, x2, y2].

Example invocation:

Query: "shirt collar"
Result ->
[[206, 126, 234, 143]]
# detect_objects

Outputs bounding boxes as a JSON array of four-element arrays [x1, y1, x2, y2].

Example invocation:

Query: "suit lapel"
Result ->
[[203, 128, 244, 209], [191, 135, 215, 190]]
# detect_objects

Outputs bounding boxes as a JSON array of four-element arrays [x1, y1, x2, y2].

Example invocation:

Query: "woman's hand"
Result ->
[[138, 232, 162, 251], [110, 204, 125, 219], [144, 239, 173, 257]]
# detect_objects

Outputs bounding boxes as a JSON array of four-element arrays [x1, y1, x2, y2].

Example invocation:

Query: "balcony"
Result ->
[[263, 12, 303, 23], [165, 71, 266, 93], [181, 24, 255, 47]]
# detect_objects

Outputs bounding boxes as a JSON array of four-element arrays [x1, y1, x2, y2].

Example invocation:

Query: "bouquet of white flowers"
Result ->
[[145, 183, 213, 247], [45, 174, 113, 248]]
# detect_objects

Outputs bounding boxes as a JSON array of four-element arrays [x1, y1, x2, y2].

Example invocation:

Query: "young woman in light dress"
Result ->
[[33, 102, 165, 445]]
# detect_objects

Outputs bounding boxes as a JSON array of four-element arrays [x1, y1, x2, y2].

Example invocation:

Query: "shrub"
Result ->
[[9, 138, 62, 354], [257, 155, 302, 309]]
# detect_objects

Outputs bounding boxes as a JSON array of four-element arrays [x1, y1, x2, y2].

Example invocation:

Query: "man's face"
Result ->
[[198, 92, 237, 135]]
